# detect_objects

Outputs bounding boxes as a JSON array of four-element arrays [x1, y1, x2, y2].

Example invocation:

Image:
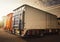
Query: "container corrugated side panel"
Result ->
[[50, 15, 57, 29], [46, 14, 51, 29], [25, 6, 47, 29], [53, 16, 58, 28], [46, 14, 57, 29]]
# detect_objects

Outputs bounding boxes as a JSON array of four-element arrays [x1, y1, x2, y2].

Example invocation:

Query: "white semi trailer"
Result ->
[[13, 4, 59, 37]]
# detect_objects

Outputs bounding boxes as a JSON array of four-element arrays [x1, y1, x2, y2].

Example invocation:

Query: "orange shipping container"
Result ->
[[6, 13, 13, 31]]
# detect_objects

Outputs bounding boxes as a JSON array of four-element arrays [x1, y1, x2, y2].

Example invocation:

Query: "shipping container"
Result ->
[[5, 13, 13, 32], [13, 4, 59, 37]]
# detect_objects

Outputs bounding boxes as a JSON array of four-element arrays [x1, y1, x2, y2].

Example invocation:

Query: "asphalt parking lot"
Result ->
[[0, 28, 60, 42]]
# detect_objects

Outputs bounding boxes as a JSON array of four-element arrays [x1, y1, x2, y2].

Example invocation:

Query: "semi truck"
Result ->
[[12, 4, 59, 37]]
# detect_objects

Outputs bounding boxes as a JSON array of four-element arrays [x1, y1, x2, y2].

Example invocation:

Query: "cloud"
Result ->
[[40, 0, 60, 6]]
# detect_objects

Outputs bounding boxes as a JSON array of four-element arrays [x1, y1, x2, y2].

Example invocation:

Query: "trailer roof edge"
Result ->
[[13, 4, 57, 17]]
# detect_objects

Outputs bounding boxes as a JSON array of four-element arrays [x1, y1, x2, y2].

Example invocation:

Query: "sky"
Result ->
[[40, 0, 60, 6], [0, 0, 60, 18], [0, 0, 21, 17]]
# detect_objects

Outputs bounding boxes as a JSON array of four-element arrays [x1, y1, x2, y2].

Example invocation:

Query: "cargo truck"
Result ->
[[12, 4, 59, 37]]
